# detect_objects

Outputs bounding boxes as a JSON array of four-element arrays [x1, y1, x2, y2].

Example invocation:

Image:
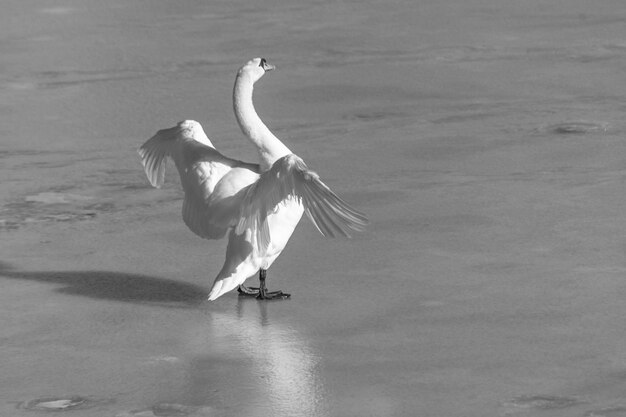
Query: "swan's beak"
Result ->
[[262, 62, 275, 72]]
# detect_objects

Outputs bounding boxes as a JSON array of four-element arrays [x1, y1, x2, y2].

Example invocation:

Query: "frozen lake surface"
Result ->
[[1, 0, 626, 416]]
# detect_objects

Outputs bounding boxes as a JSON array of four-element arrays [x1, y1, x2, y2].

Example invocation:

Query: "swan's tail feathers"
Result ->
[[207, 277, 242, 301], [207, 230, 258, 301], [236, 154, 369, 247], [208, 268, 254, 301], [138, 120, 214, 188], [207, 280, 225, 301]]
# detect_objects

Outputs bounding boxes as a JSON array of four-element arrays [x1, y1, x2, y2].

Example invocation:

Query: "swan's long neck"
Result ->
[[233, 73, 292, 172]]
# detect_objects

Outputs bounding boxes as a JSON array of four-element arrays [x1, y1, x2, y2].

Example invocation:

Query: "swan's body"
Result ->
[[139, 58, 367, 300]]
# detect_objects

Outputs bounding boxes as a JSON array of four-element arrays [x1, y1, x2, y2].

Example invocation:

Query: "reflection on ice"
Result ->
[[585, 406, 626, 417], [18, 396, 114, 412], [501, 395, 586, 411], [544, 121, 609, 135], [116, 403, 215, 417], [38, 7, 77, 15], [187, 300, 326, 417]]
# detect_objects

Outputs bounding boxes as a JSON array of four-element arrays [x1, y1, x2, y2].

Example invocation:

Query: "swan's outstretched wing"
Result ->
[[138, 120, 249, 240], [138, 120, 217, 188], [236, 154, 368, 248]]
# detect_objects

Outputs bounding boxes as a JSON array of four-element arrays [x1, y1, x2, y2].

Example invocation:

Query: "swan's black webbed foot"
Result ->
[[238, 269, 290, 300], [237, 285, 259, 296], [257, 287, 290, 300]]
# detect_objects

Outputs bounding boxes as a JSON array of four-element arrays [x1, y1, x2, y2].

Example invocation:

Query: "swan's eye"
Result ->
[[259, 58, 266, 68]]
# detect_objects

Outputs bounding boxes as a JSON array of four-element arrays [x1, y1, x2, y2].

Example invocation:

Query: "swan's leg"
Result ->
[[237, 270, 290, 299], [257, 269, 290, 300]]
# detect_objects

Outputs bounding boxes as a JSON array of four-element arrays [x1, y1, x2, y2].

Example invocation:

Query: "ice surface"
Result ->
[[1, 0, 626, 416]]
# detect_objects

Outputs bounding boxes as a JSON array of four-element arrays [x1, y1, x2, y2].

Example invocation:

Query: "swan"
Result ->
[[138, 58, 368, 301]]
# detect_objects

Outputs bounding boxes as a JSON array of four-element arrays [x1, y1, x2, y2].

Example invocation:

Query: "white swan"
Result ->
[[138, 58, 368, 301]]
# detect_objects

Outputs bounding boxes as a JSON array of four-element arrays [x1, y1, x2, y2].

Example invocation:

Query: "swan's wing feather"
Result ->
[[304, 180, 369, 229], [236, 154, 368, 245], [138, 129, 170, 188], [299, 185, 342, 237], [138, 120, 245, 240], [138, 120, 218, 188]]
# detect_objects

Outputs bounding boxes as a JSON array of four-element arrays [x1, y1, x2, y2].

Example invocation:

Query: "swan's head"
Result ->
[[237, 57, 275, 83]]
